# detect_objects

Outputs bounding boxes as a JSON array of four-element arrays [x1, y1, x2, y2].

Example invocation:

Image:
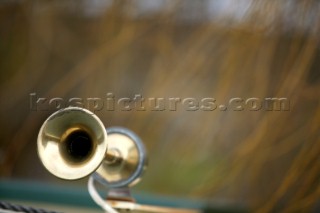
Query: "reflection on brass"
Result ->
[[37, 107, 108, 180], [37, 107, 147, 187], [92, 126, 147, 188], [96, 133, 142, 186]]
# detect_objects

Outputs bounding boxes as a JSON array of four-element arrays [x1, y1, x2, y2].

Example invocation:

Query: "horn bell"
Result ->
[[37, 107, 107, 180]]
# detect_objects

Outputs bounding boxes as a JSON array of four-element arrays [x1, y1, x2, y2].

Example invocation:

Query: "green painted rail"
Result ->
[[0, 179, 247, 213]]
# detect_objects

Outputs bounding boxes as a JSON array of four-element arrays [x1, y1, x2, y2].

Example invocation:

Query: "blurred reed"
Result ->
[[0, 0, 319, 212]]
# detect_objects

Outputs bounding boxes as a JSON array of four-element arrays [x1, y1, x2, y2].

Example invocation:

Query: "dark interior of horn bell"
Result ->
[[63, 130, 93, 163]]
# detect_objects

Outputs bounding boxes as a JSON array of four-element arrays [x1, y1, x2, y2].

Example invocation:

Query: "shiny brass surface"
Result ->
[[37, 107, 108, 180], [38, 107, 147, 187], [95, 130, 147, 187]]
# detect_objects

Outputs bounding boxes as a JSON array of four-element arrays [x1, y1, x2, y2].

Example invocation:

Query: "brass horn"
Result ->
[[37, 107, 147, 187]]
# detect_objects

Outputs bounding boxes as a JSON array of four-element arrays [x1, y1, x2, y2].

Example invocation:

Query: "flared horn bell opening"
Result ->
[[37, 107, 108, 180]]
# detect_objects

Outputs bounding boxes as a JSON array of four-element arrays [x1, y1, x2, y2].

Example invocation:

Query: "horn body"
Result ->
[[37, 107, 147, 187]]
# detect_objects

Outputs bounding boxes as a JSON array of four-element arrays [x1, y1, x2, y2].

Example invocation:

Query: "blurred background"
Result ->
[[0, 0, 319, 212]]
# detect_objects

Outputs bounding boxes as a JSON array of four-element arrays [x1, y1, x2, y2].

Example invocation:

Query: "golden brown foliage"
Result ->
[[0, 1, 319, 212]]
